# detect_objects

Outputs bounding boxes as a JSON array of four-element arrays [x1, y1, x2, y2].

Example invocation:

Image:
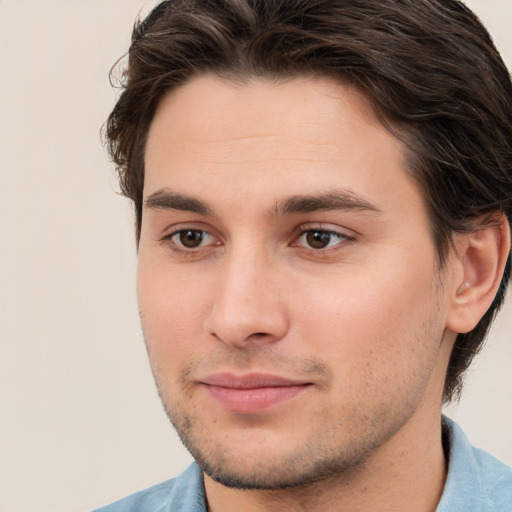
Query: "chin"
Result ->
[[169, 410, 375, 491]]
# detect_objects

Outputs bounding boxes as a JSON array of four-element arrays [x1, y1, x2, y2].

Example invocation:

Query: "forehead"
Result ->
[[147, 74, 386, 149], [143, 74, 425, 224]]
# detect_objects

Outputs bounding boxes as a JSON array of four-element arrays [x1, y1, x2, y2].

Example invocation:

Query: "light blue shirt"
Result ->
[[93, 418, 512, 511]]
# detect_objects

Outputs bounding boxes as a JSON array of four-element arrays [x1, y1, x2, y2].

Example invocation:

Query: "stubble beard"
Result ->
[[147, 290, 446, 491], [156, 382, 420, 491]]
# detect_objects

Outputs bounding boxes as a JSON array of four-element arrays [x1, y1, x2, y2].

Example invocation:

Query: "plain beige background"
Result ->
[[0, 1, 511, 511]]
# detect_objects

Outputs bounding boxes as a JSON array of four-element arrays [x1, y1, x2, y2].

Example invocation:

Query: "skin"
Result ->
[[138, 74, 475, 511]]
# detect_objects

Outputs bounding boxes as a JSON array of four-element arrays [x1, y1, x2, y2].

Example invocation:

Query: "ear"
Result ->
[[446, 214, 510, 334]]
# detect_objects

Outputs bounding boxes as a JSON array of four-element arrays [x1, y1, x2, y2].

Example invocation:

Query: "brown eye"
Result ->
[[178, 230, 205, 248], [306, 231, 333, 249], [166, 228, 219, 253], [297, 229, 349, 250]]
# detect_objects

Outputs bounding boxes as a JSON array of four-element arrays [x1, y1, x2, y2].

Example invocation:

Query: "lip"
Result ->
[[198, 373, 312, 413]]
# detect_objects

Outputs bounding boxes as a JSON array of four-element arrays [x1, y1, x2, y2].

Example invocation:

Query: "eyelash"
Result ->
[[293, 229, 352, 251], [162, 229, 219, 255], [161, 226, 354, 255]]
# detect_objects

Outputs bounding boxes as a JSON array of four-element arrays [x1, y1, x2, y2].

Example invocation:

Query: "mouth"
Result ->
[[198, 373, 313, 413]]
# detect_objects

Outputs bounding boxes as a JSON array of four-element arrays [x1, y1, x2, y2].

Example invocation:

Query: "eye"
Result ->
[[297, 229, 349, 250], [168, 229, 217, 250]]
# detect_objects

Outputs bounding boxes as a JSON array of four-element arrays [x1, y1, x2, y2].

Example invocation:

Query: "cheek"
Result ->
[[137, 260, 211, 366], [290, 260, 442, 376]]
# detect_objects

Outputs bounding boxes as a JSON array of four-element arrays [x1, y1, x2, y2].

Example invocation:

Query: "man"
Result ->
[[95, 0, 512, 510]]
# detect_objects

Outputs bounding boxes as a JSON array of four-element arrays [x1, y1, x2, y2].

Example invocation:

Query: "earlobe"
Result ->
[[447, 214, 510, 334]]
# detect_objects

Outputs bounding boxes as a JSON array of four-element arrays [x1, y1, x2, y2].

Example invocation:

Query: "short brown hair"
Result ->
[[105, 0, 512, 401]]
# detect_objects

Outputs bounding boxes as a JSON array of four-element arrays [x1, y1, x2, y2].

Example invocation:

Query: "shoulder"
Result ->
[[438, 417, 512, 511], [472, 443, 512, 509], [91, 463, 206, 512]]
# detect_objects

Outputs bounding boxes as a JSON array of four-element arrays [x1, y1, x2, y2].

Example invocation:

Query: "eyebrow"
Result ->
[[270, 190, 382, 217], [144, 188, 214, 216], [143, 188, 381, 218]]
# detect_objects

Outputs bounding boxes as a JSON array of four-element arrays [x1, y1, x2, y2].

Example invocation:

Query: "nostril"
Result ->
[[242, 332, 270, 343]]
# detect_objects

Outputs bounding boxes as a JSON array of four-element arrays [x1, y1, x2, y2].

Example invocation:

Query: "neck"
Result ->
[[204, 411, 447, 512]]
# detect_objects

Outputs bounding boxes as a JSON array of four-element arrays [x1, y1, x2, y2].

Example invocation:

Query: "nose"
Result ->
[[203, 248, 289, 347]]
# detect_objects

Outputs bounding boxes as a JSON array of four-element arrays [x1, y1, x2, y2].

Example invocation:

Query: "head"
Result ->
[[105, 0, 512, 490], [107, 0, 512, 402]]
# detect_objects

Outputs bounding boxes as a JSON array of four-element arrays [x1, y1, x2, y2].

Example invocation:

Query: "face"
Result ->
[[138, 75, 456, 489]]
